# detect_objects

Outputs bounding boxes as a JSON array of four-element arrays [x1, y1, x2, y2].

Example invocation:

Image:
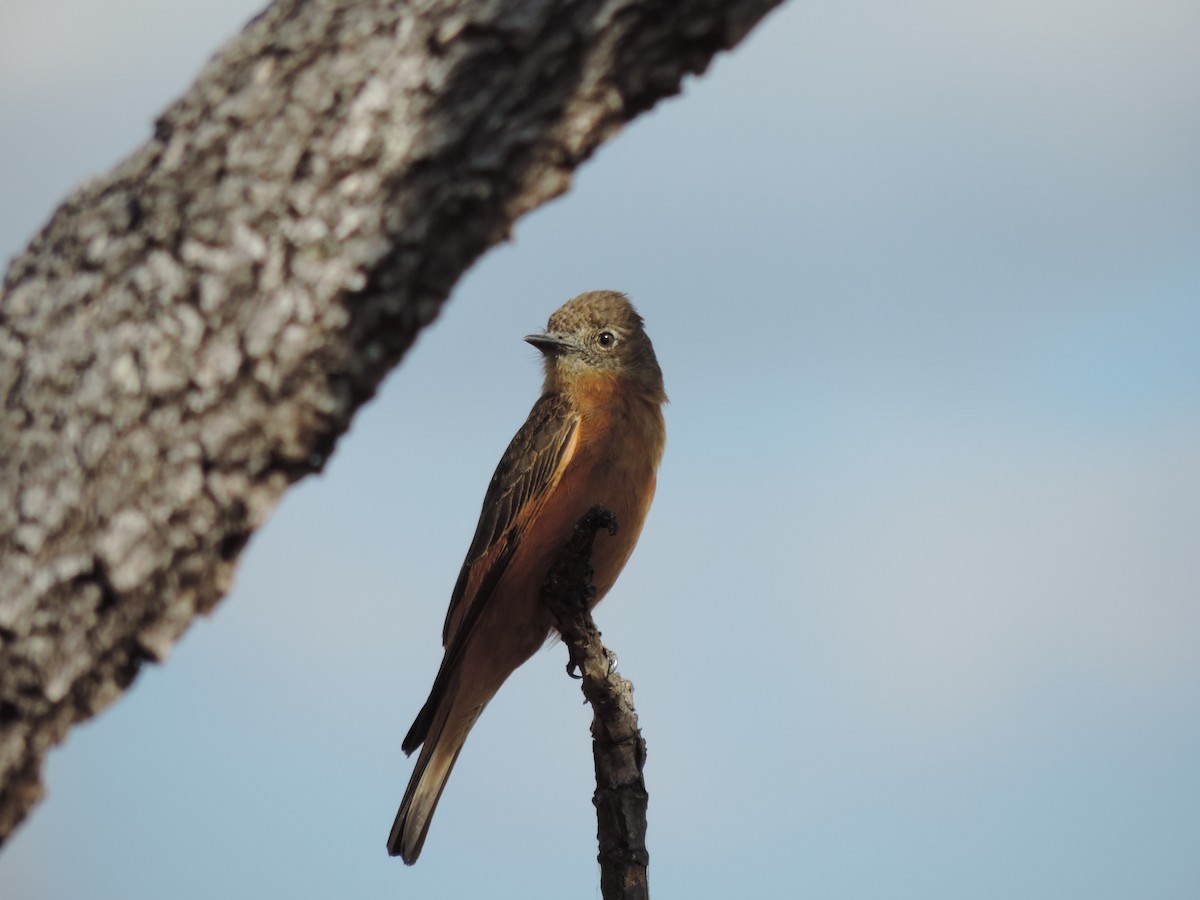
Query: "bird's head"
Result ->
[[525, 291, 665, 403]]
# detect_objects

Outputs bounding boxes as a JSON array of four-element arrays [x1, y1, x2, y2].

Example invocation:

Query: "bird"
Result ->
[[387, 290, 667, 864]]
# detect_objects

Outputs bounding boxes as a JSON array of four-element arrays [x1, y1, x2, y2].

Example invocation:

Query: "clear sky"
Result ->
[[2, 1, 1198, 898]]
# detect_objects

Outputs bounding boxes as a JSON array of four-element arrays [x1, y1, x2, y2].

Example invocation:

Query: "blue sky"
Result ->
[[2, 1, 1198, 898]]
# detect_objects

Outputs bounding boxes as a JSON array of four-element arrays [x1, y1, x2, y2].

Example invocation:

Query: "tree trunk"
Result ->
[[0, 0, 783, 846]]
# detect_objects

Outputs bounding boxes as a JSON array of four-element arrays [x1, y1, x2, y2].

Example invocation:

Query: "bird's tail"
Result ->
[[389, 654, 500, 865], [387, 705, 471, 864], [389, 621, 526, 862]]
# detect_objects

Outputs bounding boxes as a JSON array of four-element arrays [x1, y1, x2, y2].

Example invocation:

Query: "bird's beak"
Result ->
[[524, 331, 574, 356]]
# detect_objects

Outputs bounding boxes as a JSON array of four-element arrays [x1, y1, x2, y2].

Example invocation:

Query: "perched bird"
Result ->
[[387, 290, 667, 864]]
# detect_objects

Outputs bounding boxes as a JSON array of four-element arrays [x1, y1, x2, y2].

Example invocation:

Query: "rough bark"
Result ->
[[0, 0, 783, 846], [543, 508, 649, 900]]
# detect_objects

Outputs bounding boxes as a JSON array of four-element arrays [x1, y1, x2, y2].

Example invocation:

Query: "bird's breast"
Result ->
[[542, 394, 665, 602]]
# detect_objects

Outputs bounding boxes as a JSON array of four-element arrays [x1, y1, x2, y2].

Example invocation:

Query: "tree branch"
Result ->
[[542, 507, 650, 900], [0, 0, 784, 845]]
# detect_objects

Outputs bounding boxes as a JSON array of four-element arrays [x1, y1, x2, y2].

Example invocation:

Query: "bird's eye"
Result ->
[[597, 331, 615, 348]]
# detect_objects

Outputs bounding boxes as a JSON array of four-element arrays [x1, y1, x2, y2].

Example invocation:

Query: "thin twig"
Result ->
[[542, 506, 650, 900]]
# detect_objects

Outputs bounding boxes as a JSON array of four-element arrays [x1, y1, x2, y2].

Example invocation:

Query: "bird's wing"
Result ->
[[402, 393, 578, 754], [441, 392, 579, 645]]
